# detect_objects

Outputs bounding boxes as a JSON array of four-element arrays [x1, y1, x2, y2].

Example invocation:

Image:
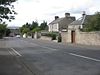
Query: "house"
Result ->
[[68, 11, 93, 30], [61, 12, 100, 45], [48, 13, 76, 32]]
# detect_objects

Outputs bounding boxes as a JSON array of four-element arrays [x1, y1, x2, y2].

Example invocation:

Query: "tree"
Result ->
[[30, 21, 38, 30], [0, 0, 17, 38], [0, 0, 17, 22], [0, 23, 7, 38], [20, 24, 30, 35], [83, 12, 100, 32], [5, 28, 11, 36], [24, 22, 31, 29], [40, 21, 48, 30], [22, 28, 30, 34], [31, 27, 41, 33]]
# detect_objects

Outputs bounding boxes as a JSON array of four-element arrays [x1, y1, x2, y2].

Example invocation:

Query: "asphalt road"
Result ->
[[0, 37, 100, 75]]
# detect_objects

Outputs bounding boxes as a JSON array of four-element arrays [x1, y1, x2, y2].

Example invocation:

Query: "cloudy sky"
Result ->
[[8, 0, 100, 27]]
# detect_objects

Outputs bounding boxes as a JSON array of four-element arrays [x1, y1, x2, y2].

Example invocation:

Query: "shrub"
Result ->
[[57, 35, 62, 42], [41, 32, 58, 40]]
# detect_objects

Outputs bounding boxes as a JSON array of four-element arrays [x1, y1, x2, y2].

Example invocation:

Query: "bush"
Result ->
[[51, 33, 56, 40], [0, 24, 7, 39], [57, 35, 62, 42], [41, 32, 58, 40]]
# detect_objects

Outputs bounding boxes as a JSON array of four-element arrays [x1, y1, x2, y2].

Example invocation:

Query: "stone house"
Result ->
[[61, 12, 100, 45], [48, 13, 76, 32]]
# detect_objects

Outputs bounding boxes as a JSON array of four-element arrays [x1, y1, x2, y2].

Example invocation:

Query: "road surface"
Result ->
[[0, 37, 100, 75]]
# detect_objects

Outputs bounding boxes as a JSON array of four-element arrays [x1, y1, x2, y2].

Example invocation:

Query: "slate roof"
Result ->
[[49, 18, 64, 25], [48, 17, 76, 25], [70, 15, 93, 25]]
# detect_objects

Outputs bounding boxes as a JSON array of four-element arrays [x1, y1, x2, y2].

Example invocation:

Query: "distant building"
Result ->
[[7, 26, 20, 37], [48, 13, 76, 32]]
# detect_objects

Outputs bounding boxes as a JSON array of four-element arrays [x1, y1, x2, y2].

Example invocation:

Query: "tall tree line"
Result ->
[[20, 21, 48, 34]]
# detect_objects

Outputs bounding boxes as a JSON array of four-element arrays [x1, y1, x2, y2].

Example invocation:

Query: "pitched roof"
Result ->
[[49, 18, 64, 25], [70, 17, 83, 25], [48, 17, 75, 25], [70, 15, 93, 25]]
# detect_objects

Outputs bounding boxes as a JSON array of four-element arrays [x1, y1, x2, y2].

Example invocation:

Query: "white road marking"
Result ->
[[69, 53, 100, 62], [11, 48, 22, 56], [8, 49, 13, 55]]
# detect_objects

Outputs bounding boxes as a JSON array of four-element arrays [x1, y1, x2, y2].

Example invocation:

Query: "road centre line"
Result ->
[[69, 53, 100, 62], [11, 48, 22, 56]]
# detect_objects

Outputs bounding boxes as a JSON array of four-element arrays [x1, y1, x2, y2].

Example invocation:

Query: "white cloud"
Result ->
[[7, 0, 100, 27]]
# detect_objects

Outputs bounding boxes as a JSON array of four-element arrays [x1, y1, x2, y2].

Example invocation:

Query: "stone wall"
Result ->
[[39, 36, 52, 41], [61, 31, 72, 43], [61, 31, 68, 43], [34, 32, 41, 39], [61, 30, 100, 45], [76, 31, 100, 45]]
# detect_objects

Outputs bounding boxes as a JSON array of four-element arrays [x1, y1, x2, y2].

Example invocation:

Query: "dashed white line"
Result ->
[[69, 53, 100, 62], [11, 48, 22, 56]]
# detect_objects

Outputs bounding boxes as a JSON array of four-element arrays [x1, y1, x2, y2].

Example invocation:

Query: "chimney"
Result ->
[[65, 13, 70, 17], [82, 11, 86, 16], [55, 16, 59, 20]]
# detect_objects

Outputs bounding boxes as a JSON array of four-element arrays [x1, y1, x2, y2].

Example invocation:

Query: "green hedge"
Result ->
[[41, 32, 58, 40]]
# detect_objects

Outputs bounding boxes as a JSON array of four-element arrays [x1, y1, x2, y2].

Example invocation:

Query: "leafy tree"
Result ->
[[22, 28, 30, 34], [0, 23, 7, 38], [0, 0, 17, 38], [20, 27, 24, 34], [5, 28, 11, 36], [30, 21, 38, 30], [0, 0, 17, 22], [24, 22, 31, 29], [40, 21, 48, 30], [31, 27, 41, 33], [20, 22, 31, 34], [83, 12, 100, 31]]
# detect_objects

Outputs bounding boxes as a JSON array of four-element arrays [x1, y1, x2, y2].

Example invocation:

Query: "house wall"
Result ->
[[48, 23, 59, 32], [48, 24, 52, 32]]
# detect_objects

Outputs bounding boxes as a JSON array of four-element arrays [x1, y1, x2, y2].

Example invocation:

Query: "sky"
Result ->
[[7, 0, 100, 27]]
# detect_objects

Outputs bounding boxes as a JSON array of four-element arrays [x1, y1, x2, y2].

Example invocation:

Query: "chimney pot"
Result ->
[[82, 11, 86, 16], [55, 16, 59, 20], [65, 13, 70, 17]]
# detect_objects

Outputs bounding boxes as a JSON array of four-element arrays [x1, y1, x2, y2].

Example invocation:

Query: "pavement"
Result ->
[[0, 37, 100, 75]]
